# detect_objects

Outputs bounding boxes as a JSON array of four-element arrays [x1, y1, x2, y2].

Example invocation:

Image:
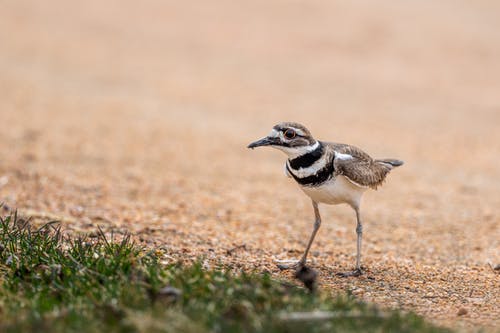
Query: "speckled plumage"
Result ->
[[328, 142, 402, 189]]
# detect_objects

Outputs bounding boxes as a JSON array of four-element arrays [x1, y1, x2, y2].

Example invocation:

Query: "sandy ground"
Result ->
[[1, 0, 499, 331]]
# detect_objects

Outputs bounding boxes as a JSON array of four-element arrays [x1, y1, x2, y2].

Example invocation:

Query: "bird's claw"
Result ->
[[336, 268, 363, 277]]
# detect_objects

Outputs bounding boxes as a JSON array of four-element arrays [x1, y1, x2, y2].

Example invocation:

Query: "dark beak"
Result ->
[[247, 136, 278, 149]]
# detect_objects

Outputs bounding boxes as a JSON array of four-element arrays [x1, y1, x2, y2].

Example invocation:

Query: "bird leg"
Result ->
[[277, 200, 321, 270], [337, 208, 363, 277]]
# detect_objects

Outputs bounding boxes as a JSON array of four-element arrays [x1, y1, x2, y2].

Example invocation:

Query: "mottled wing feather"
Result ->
[[328, 142, 393, 189]]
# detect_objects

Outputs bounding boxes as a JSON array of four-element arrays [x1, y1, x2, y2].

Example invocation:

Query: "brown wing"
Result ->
[[328, 142, 394, 189]]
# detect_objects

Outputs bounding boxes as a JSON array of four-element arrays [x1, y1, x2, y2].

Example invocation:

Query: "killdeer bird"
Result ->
[[248, 122, 403, 277]]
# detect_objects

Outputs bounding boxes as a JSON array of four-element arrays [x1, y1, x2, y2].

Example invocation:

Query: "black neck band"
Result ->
[[286, 158, 335, 186], [288, 141, 323, 170]]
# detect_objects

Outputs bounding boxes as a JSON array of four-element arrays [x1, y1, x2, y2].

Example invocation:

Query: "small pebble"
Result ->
[[157, 286, 182, 302], [352, 288, 365, 296], [70, 206, 85, 217], [457, 308, 468, 316]]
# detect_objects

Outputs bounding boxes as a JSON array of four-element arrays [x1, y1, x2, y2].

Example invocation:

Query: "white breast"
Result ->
[[299, 175, 367, 208]]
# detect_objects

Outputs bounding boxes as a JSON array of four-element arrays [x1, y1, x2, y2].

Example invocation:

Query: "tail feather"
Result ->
[[376, 159, 404, 168]]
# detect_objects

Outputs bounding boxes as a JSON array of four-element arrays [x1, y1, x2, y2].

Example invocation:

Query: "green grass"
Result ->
[[0, 212, 450, 333]]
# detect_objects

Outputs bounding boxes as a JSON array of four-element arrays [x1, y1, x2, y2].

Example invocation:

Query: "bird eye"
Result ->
[[284, 129, 296, 139]]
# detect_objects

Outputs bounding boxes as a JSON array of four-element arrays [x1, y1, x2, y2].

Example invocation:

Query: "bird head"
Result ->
[[247, 122, 318, 158]]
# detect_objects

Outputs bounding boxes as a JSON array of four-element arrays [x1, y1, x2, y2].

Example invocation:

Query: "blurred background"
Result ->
[[0, 0, 499, 327]]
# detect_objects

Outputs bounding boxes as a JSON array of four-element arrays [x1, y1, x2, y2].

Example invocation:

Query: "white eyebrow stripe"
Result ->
[[268, 129, 280, 137], [290, 127, 306, 136]]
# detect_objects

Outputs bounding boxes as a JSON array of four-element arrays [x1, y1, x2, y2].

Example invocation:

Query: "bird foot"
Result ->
[[336, 268, 363, 277], [275, 259, 305, 271]]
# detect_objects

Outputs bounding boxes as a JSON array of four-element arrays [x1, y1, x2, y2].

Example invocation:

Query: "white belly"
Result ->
[[299, 175, 367, 207]]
